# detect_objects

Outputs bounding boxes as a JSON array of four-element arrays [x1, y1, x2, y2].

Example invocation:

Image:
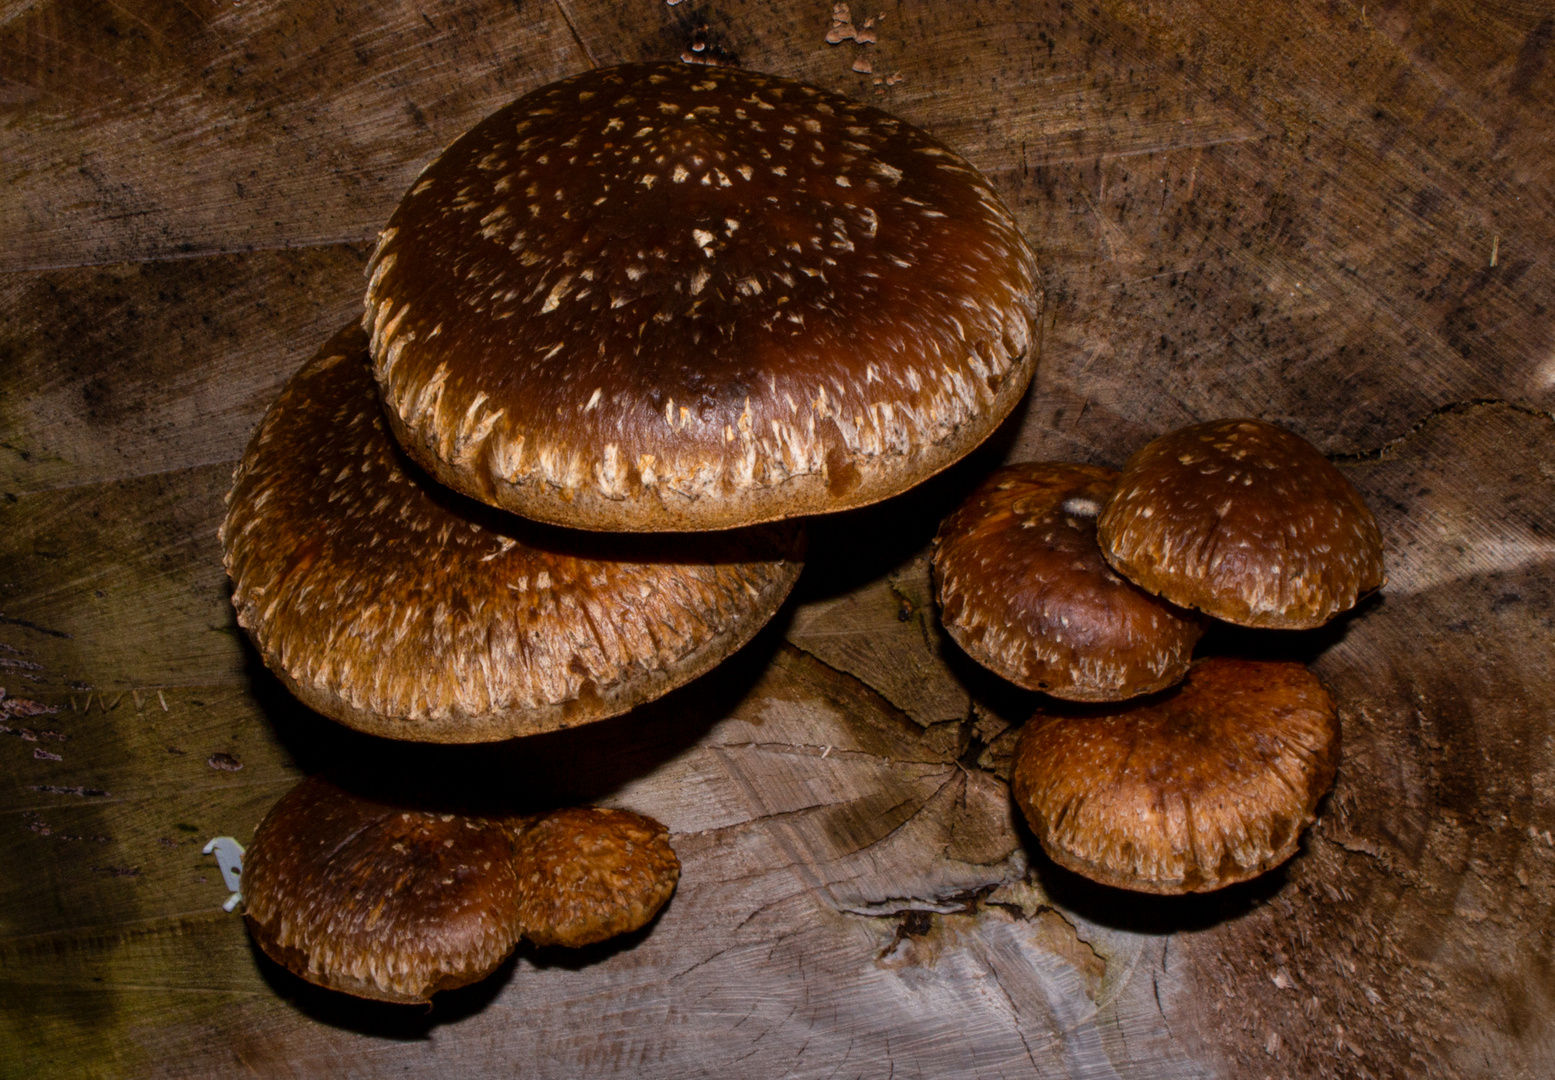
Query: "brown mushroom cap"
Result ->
[[1096, 418, 1386, 629], [221, 322, 804, 743], [241, 775, 526, 1004], [242, 777, 682, 1002], [511, 806, 680, 948], [1011, 657, 1340, 894], [365, 61, 1041, 532], [933, 462, 1205, 700]]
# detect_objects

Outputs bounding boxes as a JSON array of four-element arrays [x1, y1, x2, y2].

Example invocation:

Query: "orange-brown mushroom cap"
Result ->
[[1096, 419, 1386, 629], [933, 462, 1205, 700], [241, 775, 527, 1004], [511, 806, 680, 948], [365, 62, 1042, 532], [1011, 657, 1340, 894], [221, 321, 804, 743]]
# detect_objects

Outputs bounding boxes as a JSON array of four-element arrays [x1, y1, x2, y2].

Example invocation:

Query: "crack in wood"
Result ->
[[709, 740, 952, 770], [551, 0, 598, 69], [779, 640, 1001, 782], [984, 958, 1047, 1074], [1331, 397, 1555, 463], [0, 616, 72, 641]]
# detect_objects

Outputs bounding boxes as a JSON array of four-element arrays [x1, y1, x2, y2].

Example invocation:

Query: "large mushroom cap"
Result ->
[[1011, 657, 1340, 894], [365, 61, 1042, 532], [933, 462, 1204, 700], [241, 775, 526, 1004], [511, 806, 680, 948], [1096, 418, 1386, 629], [221, 321, 804, 743]]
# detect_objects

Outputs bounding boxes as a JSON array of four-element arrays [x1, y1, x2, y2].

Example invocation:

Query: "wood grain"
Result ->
[[0, 0, 585, 270], [0, 245, 369, 495], [3, 0, 1554, 1075], [1164, 404, 1555, 1078]]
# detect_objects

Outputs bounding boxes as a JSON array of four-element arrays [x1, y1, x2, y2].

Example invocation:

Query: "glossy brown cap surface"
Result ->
[[1011, 657, 1340, 894], [365, 62, 1041, 531], [221, 322, 805, 742], [1096, 419, 1386, 628], [933, 462, 1204, 700], [242, 776, 525, 1004], [511, 806, 680, 948]]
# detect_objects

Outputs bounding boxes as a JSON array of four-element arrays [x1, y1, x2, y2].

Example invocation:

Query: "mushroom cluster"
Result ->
[[934, 419, 1385, 893], [223, 60, 1042, 1000]]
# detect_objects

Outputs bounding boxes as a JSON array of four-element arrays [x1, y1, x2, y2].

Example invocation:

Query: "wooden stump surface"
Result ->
[[3, 1, 1554, 1076]]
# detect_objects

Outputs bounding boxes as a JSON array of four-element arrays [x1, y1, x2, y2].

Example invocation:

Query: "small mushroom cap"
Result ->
[[510, 806, 680, 948], [365, 62, 1042, 531], [1096, 419, 1386, 629], [933, 462, 1205, 700], [221, 322, 804, 742], [1011, 657, 1339, 894], [242, 775, 525, 1004]]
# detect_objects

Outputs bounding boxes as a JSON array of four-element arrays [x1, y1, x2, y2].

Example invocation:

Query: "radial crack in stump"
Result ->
[[220, 321, 805, 743], [1011, 657, 1340, 894], [933, 461, 1205, 700], [365, 61, 1042, 531], [1097, 419, 1386, 629], [241, 776, 679, 1004]]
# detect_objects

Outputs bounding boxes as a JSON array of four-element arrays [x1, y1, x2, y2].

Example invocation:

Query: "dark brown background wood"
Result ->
[[3, 1, 1553, 1076]]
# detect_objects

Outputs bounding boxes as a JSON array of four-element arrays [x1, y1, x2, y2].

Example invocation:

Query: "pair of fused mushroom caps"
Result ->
[[222, 62, 1043, 999], [244, 776, 679, 1003], [934, 420, 1386, 893]]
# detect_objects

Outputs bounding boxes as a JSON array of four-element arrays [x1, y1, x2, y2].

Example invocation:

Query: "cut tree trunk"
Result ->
[[3, 1, 1553, 1076]]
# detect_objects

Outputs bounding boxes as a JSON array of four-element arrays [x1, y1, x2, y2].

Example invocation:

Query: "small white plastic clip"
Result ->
[[203, 836, 246, 912]]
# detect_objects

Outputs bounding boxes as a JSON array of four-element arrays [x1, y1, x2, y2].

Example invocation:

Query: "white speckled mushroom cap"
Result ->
[[364, 62, 1042, 531], [933, 462, 1204, 700], [242, 776, 680, 1003], [242, 775, 528, 1004], [220, 322, 805, 743], [1097, 419, 1386, 629]]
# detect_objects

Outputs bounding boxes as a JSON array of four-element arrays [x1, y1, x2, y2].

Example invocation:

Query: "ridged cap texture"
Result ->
[[221, 322, 805, 742], [511, 806, 681, 948]]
